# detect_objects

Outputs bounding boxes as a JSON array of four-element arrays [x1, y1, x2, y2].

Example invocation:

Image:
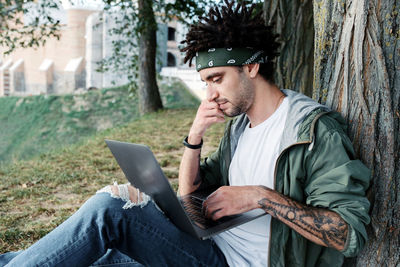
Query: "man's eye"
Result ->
[[213, 77, 221, 83]]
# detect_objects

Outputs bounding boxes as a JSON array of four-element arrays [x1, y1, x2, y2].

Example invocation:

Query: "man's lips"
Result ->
[[215, 99, 229, 110]]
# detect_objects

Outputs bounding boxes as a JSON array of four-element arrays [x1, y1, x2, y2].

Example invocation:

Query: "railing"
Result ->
[[3, 70, 10, 96], [160, 67, 206, 100]]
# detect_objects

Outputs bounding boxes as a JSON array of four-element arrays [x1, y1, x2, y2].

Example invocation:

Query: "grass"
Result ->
[[0, 108, 227, 253], [0, 77, 199, 164]]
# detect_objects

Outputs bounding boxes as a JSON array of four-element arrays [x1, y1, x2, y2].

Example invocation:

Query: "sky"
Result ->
[[60, 0, 176, 9], [61, 0, 104, 9]]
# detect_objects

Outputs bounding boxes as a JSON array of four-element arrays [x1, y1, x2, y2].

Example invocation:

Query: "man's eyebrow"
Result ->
[[201, 72, 225, 82]]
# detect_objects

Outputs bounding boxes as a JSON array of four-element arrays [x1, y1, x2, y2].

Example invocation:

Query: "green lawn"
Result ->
[[0, 108, 226, 253], [0, 77, 199, 164]]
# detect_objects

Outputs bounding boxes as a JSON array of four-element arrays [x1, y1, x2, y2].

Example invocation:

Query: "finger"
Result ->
[[206, 201, 228, 220], [203, 196, 224, 218], [202, 197, 212, 215], [204, 202, 222, 219], [202, 186, 225, 210], [210, 208, 223, 220], [201, 100, 220, 110], [198, 114, 225, 127], [202, 109, 225, 118], [202, 198, 212, 217], [212, 208, 226, 220], [203, 191, 217, 207], [201, 103, 224, 115], [206, 116, 225, 125]]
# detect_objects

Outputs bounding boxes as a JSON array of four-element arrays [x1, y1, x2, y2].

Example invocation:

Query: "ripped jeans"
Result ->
[[0, 184, 227, 267]]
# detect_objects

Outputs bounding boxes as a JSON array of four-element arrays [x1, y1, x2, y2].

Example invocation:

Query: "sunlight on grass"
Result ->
[[0, 108, 226, 253]]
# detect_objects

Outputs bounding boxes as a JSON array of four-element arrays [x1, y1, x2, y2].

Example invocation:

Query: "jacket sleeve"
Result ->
[[304, 115, 371, 257], [199, 145, 223, 189], [198, 120, 233, 189]]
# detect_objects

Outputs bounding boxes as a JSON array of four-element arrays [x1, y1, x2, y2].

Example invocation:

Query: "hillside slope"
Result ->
[[0, 79, 199, 163]]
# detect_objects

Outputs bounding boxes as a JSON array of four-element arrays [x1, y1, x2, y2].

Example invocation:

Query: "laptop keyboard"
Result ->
[[180, 195, 219, 229]]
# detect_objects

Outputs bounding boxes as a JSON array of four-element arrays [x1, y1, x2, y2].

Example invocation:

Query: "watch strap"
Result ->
[[183, 136, 203, 149]]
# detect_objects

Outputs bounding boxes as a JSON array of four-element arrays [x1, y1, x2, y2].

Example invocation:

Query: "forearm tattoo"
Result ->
[[192, 154, 202, 186], [257, 186, 348, 250]]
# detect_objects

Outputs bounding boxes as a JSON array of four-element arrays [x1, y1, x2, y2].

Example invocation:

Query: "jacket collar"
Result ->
[[229, 89, 330, 158]]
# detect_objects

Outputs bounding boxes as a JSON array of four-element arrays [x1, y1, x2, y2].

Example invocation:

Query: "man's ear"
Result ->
[[246, 63, 260, 78]]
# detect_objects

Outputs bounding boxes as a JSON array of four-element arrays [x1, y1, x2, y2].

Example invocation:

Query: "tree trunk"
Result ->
[[263, 0, 314, 96], [313, 0, 399, 266], [138, 0, 163, 114], [264, 0, 400, 265]]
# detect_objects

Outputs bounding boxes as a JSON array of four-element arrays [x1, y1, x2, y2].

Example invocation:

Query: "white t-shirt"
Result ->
[[212, 97, 289, 266]]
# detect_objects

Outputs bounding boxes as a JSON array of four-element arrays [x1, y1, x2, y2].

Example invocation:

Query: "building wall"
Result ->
[[85, 12, 103, 89], [166, 19, 187, 67], [0, 6, 188, 97], [157, 23, 168, 70], [0, 8, 96, 96]]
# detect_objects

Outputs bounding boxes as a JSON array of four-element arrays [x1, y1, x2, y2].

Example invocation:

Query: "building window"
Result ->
[[168, 27, 176, 41], [167, 52, 176, 66]]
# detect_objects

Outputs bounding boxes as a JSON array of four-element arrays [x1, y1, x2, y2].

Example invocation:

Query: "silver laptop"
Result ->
[[105, 139, 266, 240]]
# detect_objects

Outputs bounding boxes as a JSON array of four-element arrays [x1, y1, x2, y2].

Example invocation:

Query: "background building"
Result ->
[[0, 3, 190, 97]]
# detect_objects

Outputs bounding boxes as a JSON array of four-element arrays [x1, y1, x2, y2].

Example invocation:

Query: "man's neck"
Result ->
[[246, 78, 285, 128]]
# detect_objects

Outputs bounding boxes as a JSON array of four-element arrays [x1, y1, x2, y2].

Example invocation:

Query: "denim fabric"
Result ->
[[90, 249, 143, 266], [1, 248, 142, 267], [0, 193, 227, 267]]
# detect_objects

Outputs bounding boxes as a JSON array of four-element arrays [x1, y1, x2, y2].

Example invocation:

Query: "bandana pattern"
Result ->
[[195, 47, 267, 71]]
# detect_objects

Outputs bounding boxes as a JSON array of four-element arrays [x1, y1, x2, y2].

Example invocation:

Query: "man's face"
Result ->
[[199, 66, 255, 117]]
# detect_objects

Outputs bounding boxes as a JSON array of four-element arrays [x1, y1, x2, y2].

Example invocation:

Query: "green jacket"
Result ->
[[199, 90, 371, 266]]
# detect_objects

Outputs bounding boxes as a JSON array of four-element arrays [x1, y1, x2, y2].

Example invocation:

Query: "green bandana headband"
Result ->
[[195, 47, 267, 71]]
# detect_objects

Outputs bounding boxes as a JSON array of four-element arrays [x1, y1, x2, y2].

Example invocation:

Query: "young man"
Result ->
[[0, 1, 370, 266], [177, 2, 370, 266]]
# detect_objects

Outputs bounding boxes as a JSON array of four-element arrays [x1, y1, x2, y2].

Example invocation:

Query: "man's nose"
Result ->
[[206, 84, 218, 101]]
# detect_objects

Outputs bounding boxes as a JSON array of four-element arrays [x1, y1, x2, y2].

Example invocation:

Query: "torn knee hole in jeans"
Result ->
[[96, 182, 151, 209]]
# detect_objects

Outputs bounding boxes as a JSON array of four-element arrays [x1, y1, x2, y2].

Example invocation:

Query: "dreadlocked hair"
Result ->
[[180, 0, 280, 83]]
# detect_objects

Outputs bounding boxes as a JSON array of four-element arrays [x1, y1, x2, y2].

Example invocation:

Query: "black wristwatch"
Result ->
[[183, 136, 203, 149]]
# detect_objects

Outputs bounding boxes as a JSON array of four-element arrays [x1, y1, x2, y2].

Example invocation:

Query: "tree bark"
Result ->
[[265, 0, 400, 265], [313, 0, 399, 266], [263, 0, 314, 96], [138, 0, 163, 114]]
